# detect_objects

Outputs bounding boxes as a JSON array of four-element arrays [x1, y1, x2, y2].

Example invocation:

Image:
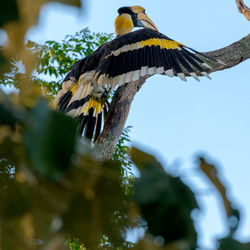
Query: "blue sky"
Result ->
[[4, 0, 250, 248]]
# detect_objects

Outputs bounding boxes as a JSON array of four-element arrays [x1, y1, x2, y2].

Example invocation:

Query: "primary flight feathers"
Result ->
[[56, 5, 219, 141]]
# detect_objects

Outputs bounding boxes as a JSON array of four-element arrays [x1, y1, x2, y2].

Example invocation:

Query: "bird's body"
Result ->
[[55, 6, 217, 141]]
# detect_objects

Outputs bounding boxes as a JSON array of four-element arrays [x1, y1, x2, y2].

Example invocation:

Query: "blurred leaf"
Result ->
[[49, 0, 81, 7], [0, 92, 23, 129], [132, 148, 198, 246], [42, 236, 68, 250], [0, 182, 32, 219], [0, 0, 19, 28], [0, 102, 20, 129], [198, 157, 240, 234], [23, 99, 77, 179], [135, 236, 194, 250], [62, 159, 129, 249], [0, 50, 7, 72], [218, 237, 250, 250], [0, 159, 15, 188], [0, 181, 34, 250]]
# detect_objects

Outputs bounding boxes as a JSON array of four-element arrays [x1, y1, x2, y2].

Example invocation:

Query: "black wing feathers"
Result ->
[[59, 91, 72, 112], [56, 28, 217, 142], [169, 50, 182, 74], [65, 95, 90, 113], [180, 49, 204, 72], [84, 108, 96, 140], [162, 49, 171, 71], [96, 28, 216, 81], [94, 113, 102, 142]]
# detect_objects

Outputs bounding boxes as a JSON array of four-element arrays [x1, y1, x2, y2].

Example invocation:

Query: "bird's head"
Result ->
[[115, 6, 158, 36]]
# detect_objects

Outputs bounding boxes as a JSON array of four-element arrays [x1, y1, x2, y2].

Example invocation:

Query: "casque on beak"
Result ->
[[135, 12, 158, 32], [115, 6, 158, 36], [129, 6, 158, 32]]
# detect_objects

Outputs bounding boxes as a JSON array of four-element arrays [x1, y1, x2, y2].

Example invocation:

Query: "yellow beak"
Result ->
[[137, 12, 158, 32]]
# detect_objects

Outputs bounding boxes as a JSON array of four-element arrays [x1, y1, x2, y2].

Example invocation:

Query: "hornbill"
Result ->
[[56, 6, 219, 141]]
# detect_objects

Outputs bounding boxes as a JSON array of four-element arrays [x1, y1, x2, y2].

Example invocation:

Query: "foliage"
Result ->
[[0, 94, 130, 249], [132, 148, 198, 247], [1, 28, 114, 96], [0, 95, 247, 249], [113, 126, 136, 195], [0, 1, 249, 250], [66, 238, 87, 250]]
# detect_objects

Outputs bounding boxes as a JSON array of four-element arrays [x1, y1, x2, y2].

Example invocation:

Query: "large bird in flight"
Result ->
[[55, 6, 218, 141]]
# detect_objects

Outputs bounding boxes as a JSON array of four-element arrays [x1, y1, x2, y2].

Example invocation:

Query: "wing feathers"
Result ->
[[84, 108, 96, 140], [94, 113, 102, 142], [56, 28, 217, 142]]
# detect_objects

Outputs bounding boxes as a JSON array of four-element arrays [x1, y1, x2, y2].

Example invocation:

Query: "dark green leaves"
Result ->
[[5, 29, 114, 96], [62, 159, 129, 249], [0, 51, 7, 73], [218, 237, 250, 250], [1, 29, 114, 96], [0, 102, 21, 129], [0, 91, 131, 249], [0, 0, 19, 28], [0, 93, 78, 180], [132, 148, 198, 246], [24, 99, 77, 179], [0, 91, 24, 129]]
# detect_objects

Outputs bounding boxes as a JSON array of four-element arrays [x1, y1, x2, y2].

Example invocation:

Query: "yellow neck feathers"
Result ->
[[115, 14, 134, 36]]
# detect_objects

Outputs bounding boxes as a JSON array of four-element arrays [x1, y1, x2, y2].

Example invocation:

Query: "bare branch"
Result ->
[[204, 34, 250, 72], [236, 0, 250, 21], [96, 34, 250, 159]]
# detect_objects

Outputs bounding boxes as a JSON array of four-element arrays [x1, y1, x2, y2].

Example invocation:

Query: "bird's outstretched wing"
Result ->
[[55, 28, 218, 141], [94, 28, 217, 89]]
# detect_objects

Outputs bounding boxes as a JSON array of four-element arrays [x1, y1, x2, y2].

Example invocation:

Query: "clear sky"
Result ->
[[9, 0, 250, 248]]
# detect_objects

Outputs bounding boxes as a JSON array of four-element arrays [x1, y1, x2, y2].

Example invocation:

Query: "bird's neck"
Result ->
[[115, 14, 134, 36]]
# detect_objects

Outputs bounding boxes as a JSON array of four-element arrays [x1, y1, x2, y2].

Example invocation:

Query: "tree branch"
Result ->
[[96, 34, 250, 159], [236, 0, 250, 21]]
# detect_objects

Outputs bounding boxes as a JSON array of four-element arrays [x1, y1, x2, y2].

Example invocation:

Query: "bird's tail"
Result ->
[[55, 75, 108, 142], [76, 95, 108, 141]]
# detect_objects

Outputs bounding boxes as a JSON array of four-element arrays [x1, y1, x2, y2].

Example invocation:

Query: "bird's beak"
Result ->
[[135, 12, 158, 32]]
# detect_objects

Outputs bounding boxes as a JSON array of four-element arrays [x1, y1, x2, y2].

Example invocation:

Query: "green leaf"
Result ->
[[23, 99, 77, 179], [0, 92, 23, 129], [132, 148, 198, 245], [62, 158, 129, 249], [66, 238, 86, 250], [218, 237, 250, 250]]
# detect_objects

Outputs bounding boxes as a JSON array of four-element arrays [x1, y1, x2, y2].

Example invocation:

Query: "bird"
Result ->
[[55, 5, 219, 142]]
